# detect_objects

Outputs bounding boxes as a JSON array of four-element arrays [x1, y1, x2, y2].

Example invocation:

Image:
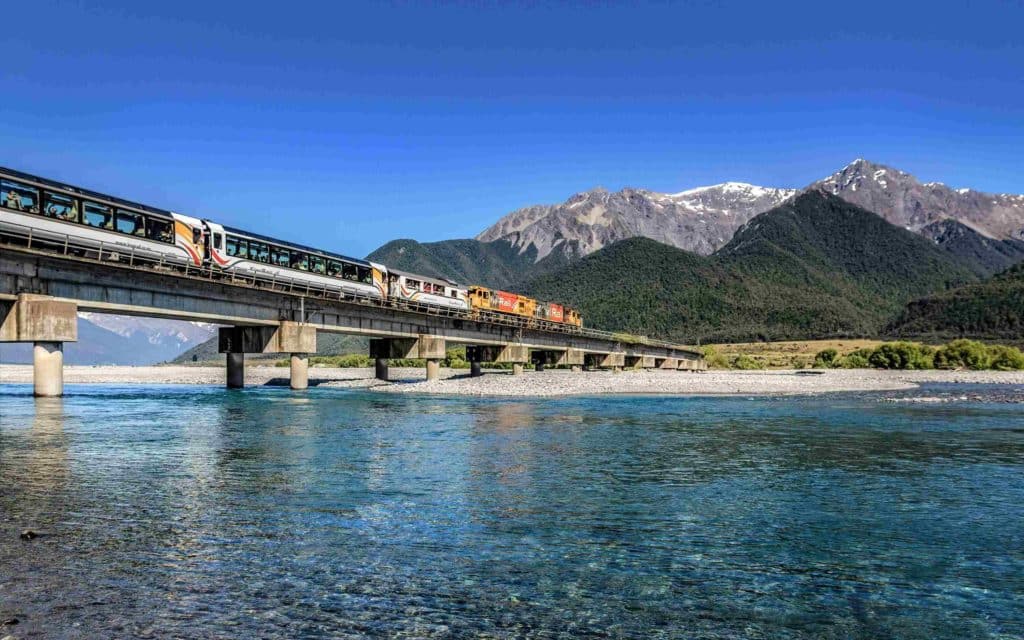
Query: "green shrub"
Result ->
[[868, 342, 934, 370], [730, 354, 765, 370], [835, 350, 872, 369], [985, 344, 1024, 371], [702, 346, 730, 369], [813, 348, 838, 368], [933, 339, 991, 370]]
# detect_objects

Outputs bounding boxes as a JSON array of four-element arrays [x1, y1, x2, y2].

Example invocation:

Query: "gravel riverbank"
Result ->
[[2, 364, 1022, 397]]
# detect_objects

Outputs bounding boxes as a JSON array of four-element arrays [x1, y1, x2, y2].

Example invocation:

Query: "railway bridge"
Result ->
[[0, 238, 705, 397]]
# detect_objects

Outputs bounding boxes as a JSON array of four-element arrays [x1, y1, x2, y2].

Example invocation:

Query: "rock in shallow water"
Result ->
[[18, 530, 37, 541]]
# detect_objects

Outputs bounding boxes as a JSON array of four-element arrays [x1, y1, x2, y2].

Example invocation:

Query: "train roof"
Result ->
[[0, 166, 176, 219], [222, 225, 372, 267]]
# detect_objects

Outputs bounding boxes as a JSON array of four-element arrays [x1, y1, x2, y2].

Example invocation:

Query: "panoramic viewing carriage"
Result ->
[[0, 166, 583, 331]]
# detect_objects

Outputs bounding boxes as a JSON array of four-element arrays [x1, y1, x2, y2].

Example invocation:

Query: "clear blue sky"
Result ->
[[4, 1, 1023, 257]]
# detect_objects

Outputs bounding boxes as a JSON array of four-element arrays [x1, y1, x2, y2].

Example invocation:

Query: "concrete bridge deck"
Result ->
[[1, 237, 705, 396]]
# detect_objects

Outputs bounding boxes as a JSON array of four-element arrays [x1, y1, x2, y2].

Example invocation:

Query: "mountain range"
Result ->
[[475, 158, 1024, 262], [525, 191, 977, 343]]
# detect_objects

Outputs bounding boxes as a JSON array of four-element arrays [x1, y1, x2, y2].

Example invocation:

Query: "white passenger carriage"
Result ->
[[0, 167, 206, 267], [207, 223, 387, 299], [387, 270, 470, 311]]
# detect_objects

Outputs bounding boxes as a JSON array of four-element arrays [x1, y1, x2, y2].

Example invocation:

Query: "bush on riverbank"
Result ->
[[815, 339, 1024, 371]]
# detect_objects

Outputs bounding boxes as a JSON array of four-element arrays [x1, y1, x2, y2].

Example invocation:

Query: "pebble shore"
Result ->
[[2, 364, 1022, 398]]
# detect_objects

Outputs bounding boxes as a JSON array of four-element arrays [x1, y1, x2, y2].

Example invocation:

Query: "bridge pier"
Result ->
[[290, 354, 309, 390], [626, 355, 657, 369], [33, 341, 64, 397], [370, 335, 446, 382], [585, 352, 626, 370], [470, 361, 483, 377], [1, 294, 78, 397], [219, 321, 317, 390], [226, 353, 245, 389], [375, 357, 389, 381], [658, 357, 679, 370], [466, 344, 530, 377]]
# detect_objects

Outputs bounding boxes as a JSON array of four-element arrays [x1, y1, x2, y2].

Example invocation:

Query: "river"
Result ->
[[1, 384, 1022, 638]]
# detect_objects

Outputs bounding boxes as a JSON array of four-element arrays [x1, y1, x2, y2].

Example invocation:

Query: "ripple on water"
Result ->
[[1, 384, 1023, 638]]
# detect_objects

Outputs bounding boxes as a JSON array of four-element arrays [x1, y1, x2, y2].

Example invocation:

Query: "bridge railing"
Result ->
[[0, 221, 695, 354]]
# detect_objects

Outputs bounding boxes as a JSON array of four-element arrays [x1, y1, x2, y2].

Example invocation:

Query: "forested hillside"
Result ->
[[887, 263, 1024, 342], [525, 192, 977, 343], [367, 238, 568, 290]]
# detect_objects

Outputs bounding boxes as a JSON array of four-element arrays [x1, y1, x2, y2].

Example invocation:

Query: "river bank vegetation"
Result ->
[[704, 339, 1024, 371]]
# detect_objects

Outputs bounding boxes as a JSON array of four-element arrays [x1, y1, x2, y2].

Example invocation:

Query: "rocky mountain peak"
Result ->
[[476, 182, 797, 260], [810, 159, 1024, 240]]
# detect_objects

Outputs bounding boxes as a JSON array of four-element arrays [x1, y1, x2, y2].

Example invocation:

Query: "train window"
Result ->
[[147, 218, 173, 243], [342, 263, 358, 281], [270, 246, 290, 266], [2, 179, 39, 213], [309, 255, 326, 274], [236, 239, 249, 259], [450, 289, 458, 298], [327, 260, 343, 277], [42, 191, 79, 222], [406, 279, 420, 290], [212, 233, 223, 250], [83, 201, 113, 229], [252, 242, 270, 263], [358, 267, 371, 284], [115, 210, 146, 236], [225, 236, 240, 256], [291, 252, 309, 271]]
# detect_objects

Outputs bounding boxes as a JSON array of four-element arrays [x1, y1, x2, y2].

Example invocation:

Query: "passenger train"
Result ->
[[0, 167, 582, 328]]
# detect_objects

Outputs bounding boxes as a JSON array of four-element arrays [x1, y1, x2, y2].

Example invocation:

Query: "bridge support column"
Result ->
[[585, 352, 626, 370], [534, 362, 544, 372], [370, 335, 446, 382], [467, 344, 530, 377], [626, 355, 656, 369], [658, 358, 679, 370], [226, 353, 245, 389], [375, 357, 389, 381], [470, 361, 483, 377], [290, 354, 309, 390], [33, 341, 64, 397], [1, 294, 78, 398]]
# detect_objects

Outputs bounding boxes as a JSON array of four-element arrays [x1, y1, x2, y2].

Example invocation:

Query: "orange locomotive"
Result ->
[[468, 286, 582, 328]]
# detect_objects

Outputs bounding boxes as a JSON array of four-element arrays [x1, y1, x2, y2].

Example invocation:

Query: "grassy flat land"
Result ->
[[703, 339, 886, 369]]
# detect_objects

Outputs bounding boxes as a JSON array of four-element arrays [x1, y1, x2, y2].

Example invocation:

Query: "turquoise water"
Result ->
[[1, 384, 1023, 638]]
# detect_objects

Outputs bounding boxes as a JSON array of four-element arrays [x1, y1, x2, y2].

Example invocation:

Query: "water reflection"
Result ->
[[0, 385, 1022, 638]]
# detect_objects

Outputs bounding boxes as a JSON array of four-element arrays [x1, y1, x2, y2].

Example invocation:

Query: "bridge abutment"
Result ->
[[1, 294, 78, 397]]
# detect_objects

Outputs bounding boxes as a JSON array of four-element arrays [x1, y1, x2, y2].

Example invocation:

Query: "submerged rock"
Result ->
[[18, 530, 37, 541]]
